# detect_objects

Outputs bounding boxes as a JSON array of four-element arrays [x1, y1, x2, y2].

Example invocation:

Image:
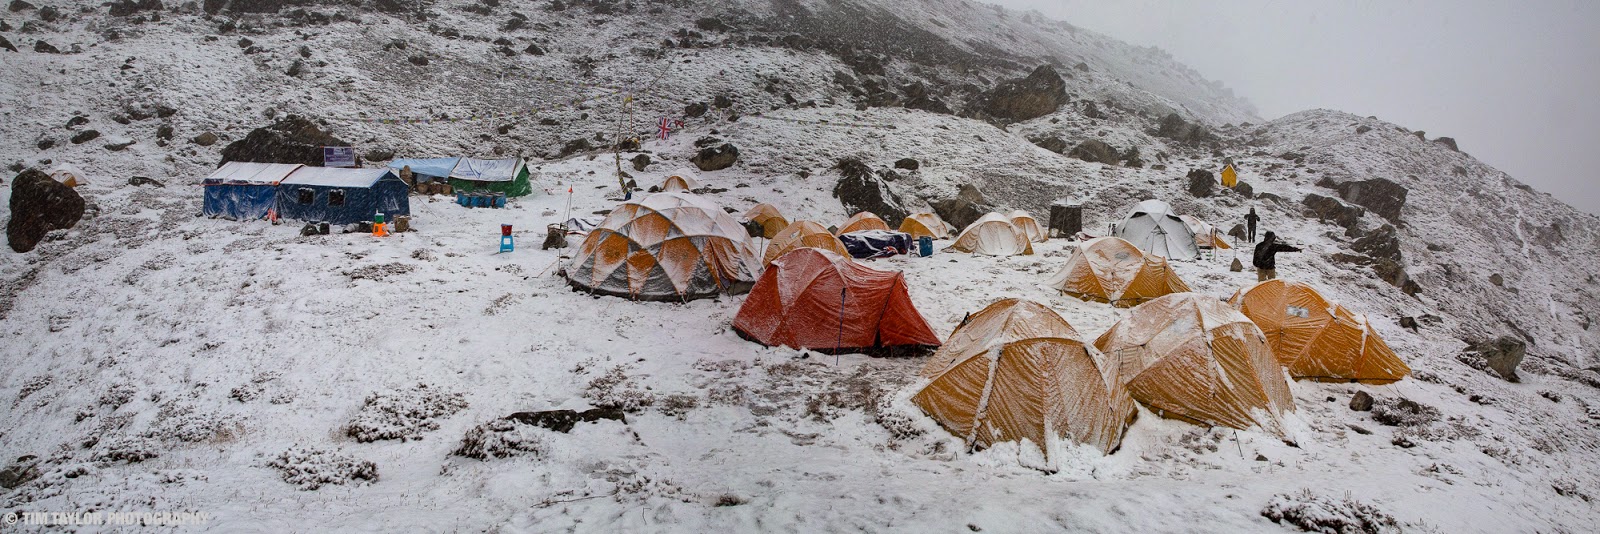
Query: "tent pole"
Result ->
[[836, 287, 846, 366]]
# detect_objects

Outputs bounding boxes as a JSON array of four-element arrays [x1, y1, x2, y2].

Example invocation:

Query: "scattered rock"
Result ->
[[832, 158, 907, 226], [8, 0, 34, 12], [631, 154, 650, 172], [125, 176, 164, 188], [1355, 125, 1372, 134], [1029, 135, 1068, 155], [220, 116, 353, 167], [0, 34, 14, 53], [363, 148, 394, 162], [690, 143, 739, 171], [7, 168, 86, 253], [1371, 398, 1440, 427], [503, 408, 627, 433], [1433, 137, 1459, 151], [684, 101, 708, 118], [1069, 139, 1119, 165], [522, 43, 543, 55], [0, 455, 41, 489], [1465, 336, 1526, 382], [70, 127, 100, 143], [1081, 100, 1106, 119], [1320, 177, 1407, 224], [1227, 223, 1246, 240], [32, 39, 58, 54], [930, 183, 994, 231], [1349, 391, 1374, 411], [964, 64, 1069, 123], [1230, 257, 1242, 272], [894, 158, 919, 171], [104, 138, 135, 151], [1186, 169, 1216, 197], [108, 0, 162, 17], [1155, 113, 1213, 145], [713, 94, 733, 109], [1352, 225, 1401, 263], [1231, 181, 1253, 197], [557, 138, 590, 157], [1489, 273, 1503, 287], [1399, 316, 1419, 332], [407, 55, 429, 66], [192, 131, 218, 146], [155, 124, 174, 140], [1347, 424, 1372, 435], [1301, 193, 1363, 234], [35, 137, 54, 150]]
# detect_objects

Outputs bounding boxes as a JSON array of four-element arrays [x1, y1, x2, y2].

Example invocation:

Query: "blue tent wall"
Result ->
[[203, 184, 278, 220], [275, 173, 410, 225]]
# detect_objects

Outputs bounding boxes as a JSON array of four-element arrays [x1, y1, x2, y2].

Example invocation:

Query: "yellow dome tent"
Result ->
[[898, 212, 950, 240], [946, 213, 1034, 256], [1047, 237, 1191, 307], [1007, 210, 1048, 243], [1229, 279, 1411, 383], [914, 298, 1137, 456], [836, 211, 891, 235], [763, 220, 852, 267], [660, 169, 701, 192], [1221, 164, 1238, 188], [566, 192, 758, 301], [1095, 293, 1296, 438], [742, 203, 788, 239]]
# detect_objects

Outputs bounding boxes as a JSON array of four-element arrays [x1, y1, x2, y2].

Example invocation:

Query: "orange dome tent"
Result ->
[[898, 212, 950, 240], [914, 299, 1137, 456], [1095, 293, 1296, 438], [734, 248, 940, 355], [1007, 210, 1047, 242], [1179, 215, 1231, 250], [836, 211, 890, 235], [1047, 237, 1191, 307], [566, 192, 758, 301], [763, 220, 852, 266], [742, 203, 788, 239], [660, 169, 700, 192], [946, 213, 1034, 256], [1229, 279, 1411, 383]]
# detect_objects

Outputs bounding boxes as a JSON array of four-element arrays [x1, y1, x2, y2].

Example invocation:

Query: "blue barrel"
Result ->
[[918, 236, 933, 257], [494, 193, 507, 208], [475, 193, 490, 208], [455, 191, 466, 206]]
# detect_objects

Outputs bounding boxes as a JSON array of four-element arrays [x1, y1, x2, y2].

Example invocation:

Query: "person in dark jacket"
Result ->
[[1245, 207, 1261, 242], [1253, 231, 1301, 281]]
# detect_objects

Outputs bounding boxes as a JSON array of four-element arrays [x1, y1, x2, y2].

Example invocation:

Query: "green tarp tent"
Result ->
[[448, 157, 534, 197]]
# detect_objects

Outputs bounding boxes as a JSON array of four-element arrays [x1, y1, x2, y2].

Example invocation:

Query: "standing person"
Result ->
[[1245, 207, 1261, 242], [1253, 231, 1301, 281]]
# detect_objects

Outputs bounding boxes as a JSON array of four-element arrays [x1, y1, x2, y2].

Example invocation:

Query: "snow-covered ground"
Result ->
[[2, 0, 1598, 532]]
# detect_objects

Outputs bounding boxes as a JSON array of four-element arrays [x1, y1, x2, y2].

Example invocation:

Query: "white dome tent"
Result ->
[[1112, 199, 1200, 260]]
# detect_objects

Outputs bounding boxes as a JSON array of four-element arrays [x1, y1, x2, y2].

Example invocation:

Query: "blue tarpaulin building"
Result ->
[[276, 167, 410, 225], [202, 162, 303, 220]]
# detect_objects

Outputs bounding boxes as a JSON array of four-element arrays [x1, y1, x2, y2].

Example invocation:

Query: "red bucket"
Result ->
[[501, 224, 513, 237]]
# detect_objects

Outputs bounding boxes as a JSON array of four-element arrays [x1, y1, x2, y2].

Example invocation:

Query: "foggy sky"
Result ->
[[990, 0, 1600, 216]]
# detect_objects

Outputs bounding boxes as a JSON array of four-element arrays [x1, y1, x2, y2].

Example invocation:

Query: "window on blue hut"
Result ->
[[296, 188, 313, 205], [328, 189, 345, 206]]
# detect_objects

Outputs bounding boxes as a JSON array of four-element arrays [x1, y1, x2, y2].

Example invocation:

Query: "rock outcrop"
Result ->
[[219, 116, 353, 167], [7, 169, 86, 253], [833, 158, 908, 226], [964, 65, 1068, 123]]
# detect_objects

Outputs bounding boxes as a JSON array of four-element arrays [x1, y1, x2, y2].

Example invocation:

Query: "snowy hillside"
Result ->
[[2, 0, 1598, 532]]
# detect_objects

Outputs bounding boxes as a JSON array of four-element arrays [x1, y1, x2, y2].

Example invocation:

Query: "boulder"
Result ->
[[503, 408, 626, 433], [1467, 336, 1526, 382], [1186, 168, 1216, 197], [1349, 391, 1374, 412], [192, 131, 218, 146], [1155, 113, 1213, 145], [894, 158, 919, 171], [33, 40, 58, 54], [1489, 273, 1503, 287], [964, 64, 1069, 123], [70, 130, 99, 144], [690, 143, 738, 171], [1434, 137, 1459, 151], [124, 175, 161, 187], [219, 116, 353, 167], [631, 154, 650, 172], [8, 0, 34, 12], [899, 81, 951, 114], [1227, 223, 1246, 240], [364, 148, 394, 162], [930, 184, 994, 232], [1321, 177, 1407, 224], [1230, 257, 1243, 272], [1352, 224, 1401, 264], [0, 35, 15, 53], [108, 0, 162, 17], [1399, 316, 1419, 332], [0, 455, 41, 490], [1029, 135, 1068, 155], [832, 158, 907, 227], [7, 169, 86, 253], [1231, 181, 1254, 198], [1081, 100, 1106, 119], [684, 101, 708, 118], [713, 95, 732, 109], [1068, 140, 1119, 165], [1301, 193, 1364, 234]]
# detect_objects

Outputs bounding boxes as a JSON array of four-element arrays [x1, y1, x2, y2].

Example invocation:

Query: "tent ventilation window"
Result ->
[[296, 188, 313, 205], [328, 189, 346, 206]]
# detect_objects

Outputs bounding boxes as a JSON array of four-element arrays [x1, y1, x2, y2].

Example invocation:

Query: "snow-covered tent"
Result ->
[[836, 211, 890, 235], [734, 247, 940, 355], [276, 167, 410, 226], [898, 212, 950, 240], [1008, 210, 1047, 242], [388, 157, 460, 183], [1230, 279, 1411, 383], [660, 170, 701, 193], [1095, 293, 1296, 438], [915, 298, 1136, 457], [565, 192, 758, 301], [1048, 237, 1191, 307], [448, 157, 533, 197], [764, 220, 851, 266], [742, 203, 788, 239], [1179, 214, 1231, 250], [202, 162, 303, 220], [946, 213, 1033, 256], [1113, 200, 1200, 260]]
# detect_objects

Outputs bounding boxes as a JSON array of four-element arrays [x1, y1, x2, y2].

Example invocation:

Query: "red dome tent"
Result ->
[[733, 248, 941, 355]]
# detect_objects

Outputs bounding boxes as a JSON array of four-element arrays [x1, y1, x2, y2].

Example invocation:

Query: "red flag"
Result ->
[[568, 187, 573, 193]]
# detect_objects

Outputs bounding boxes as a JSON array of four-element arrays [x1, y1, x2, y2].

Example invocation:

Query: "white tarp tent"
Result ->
[[1113, 199, 1200, 260]]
